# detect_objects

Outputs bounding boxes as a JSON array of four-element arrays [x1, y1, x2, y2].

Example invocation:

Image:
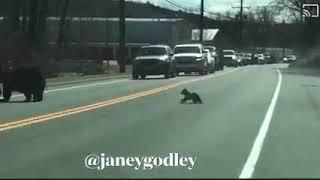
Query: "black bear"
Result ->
[[0, 67, 46, 102], [180, 88, 203, 104]]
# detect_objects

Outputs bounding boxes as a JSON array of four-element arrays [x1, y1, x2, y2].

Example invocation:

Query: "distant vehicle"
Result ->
[[244, 53, 252, 65], [173, 44, 208, 76], [204, 46, 217, 57], [269, 54, 277, 64], [132, 45, 176, 79], [204, 49, 215, 73], [204, 46, 224, 71], [235, 53, 245, 66], [221, 49, 237, 67], [255, 54, 265, 64], [283, 55, 297, 63], [263, 52, 271, 64], [251, 53, 259, 64]]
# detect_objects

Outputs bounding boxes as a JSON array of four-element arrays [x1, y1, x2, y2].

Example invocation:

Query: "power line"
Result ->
[[170, 0, 200, 11], [200, 0, 204, 42], [163, 0, 234, 20], [205, 10, 234, 20], [163, 0, 198, 13]]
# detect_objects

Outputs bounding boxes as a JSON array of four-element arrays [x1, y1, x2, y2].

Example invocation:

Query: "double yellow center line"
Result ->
[[0, 69, 237, 133]]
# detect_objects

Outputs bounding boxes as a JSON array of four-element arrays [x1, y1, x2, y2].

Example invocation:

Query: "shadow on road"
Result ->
[[178, 74, 201, 77], [0, 99, 29, 104], [180, 101, 204, 105], [132, 77, 178, 80]]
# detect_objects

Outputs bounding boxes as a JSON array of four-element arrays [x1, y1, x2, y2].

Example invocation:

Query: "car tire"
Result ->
[[210, 64, 215, 73], [205, 66, 209, 75], [164, 68, 170, 79], [221, 65, 224, 71], [170, 70, 176, 78], [164, 73, 170, 79], [199, 69, 206, 76], [3, 87, 12, 102], [132, 72, 139, 80], [140, 74, 146, 79]]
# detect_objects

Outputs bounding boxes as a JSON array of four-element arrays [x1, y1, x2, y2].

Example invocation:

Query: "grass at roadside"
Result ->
[[289, 47, 320, 69]]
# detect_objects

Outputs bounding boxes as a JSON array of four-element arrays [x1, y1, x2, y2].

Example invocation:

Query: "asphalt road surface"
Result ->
[[1, 64, 320, 178]]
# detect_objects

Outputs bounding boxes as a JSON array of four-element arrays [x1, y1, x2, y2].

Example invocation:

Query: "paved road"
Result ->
[[0, 64, 320, 178]]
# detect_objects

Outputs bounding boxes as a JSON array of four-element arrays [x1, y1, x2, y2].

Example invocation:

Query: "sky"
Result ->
[[132, 0, 274, 14]]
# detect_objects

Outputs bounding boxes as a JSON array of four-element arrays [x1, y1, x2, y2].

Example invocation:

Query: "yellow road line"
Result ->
[[0, 69, 238, 133]]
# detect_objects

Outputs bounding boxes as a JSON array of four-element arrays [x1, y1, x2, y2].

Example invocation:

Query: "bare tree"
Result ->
[[118, 0, 126, 73], [254, 7, 276, 24], [9, 0, 21, 32], [21, 0, 28, 32], [28, 0, 38, 43], [57, 0, 70, 49], [270, 0, 320, 50], [56, 0, 70, 62], [246, 11, 256, 22], [270, 0, 306, 23], [39, 0, 48, 45]]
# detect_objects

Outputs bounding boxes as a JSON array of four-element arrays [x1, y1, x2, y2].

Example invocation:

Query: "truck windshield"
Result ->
[[204, 48, 214, 53], [174, 47, 201, 54], [223, 51, 235, 55], [139, 47, 167, 56]]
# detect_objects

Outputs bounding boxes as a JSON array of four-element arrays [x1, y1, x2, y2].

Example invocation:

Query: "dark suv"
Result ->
[[132, 45, 176, 80]]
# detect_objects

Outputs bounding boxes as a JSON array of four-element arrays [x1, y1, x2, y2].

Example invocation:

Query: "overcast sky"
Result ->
[[133, 0, 274, 14]]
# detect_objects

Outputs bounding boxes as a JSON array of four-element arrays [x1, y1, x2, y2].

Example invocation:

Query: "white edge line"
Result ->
[[9, 79, 129, 98], [239, 68, 282, 179]]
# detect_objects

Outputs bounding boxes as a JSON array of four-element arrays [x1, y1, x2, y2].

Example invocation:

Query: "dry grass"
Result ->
[[290, 46, 320, 69]]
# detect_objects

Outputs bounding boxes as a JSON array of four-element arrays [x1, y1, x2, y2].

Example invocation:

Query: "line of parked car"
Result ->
[[131, 43, 291, 80], [132, 44, 224, 80], [220, 50, 279, 67]]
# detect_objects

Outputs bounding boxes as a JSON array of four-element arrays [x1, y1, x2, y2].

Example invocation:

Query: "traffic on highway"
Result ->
[[132, 43, 286, 80], [0, 0, 320, 179]]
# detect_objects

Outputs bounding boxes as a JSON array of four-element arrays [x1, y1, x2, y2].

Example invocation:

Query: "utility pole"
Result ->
[[239, 0, 243, 47], [119, 0, 126, 73], [232, 0, 250, 49], [282, 19, 285, 61], [200, 0, 204, 42], [29, 0, 39, 44]]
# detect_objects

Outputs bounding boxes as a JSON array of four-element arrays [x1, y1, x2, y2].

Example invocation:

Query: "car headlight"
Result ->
[[159, 56, 168, 61]]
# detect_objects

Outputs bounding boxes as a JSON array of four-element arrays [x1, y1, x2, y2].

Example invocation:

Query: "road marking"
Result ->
[[0, 69, 237, 133], [10, 79, 130, 98], [239, 69, 282, 178]]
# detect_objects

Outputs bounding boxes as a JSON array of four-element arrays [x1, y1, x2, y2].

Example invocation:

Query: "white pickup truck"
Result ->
[[173, 44, 208, 76]]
